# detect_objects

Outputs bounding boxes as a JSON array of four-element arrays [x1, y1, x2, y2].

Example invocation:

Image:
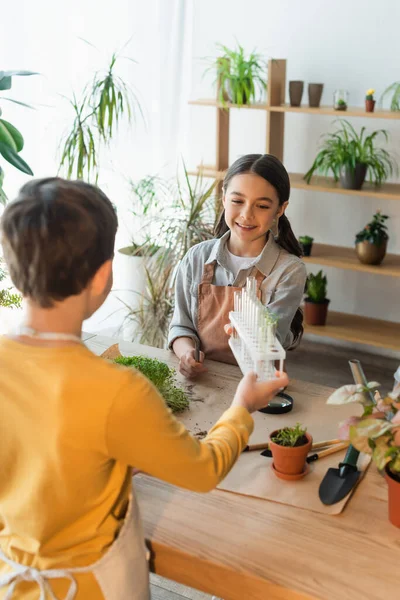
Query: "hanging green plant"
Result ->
[[204, 42, 267, 107], [59, 50, 142, 182], [114, 355, 190, 412]]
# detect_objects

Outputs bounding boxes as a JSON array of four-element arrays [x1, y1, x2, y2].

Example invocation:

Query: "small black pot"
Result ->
[[301, 242, 313, 257], [340, 163, 367, 190]]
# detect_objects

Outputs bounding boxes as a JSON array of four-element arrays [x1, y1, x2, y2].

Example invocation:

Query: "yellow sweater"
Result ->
[[0, 337, 253, 599]]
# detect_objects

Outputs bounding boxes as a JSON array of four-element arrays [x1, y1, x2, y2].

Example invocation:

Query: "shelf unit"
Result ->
[[189, 59, 400, 351]]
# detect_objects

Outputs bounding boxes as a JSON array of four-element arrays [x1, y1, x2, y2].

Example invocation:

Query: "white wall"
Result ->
[[189, 0, 400, 324]]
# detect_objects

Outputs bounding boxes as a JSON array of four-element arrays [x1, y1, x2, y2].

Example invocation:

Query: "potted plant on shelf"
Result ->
[[365, 88, 375, 113], [380, 81, 400, 112], [269, 423, 312, 480], [334, 89, 348, 111], [327, 367, 400, 528], [299, 235, 314, 256], [205, 42, 267, 107], [355, 210, 389, 265], [304, 270, 329, 326], [304, 120, 395, 190]]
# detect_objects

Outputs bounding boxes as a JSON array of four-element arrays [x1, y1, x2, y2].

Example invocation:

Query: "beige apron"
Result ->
[[197, 261, 265, 365], [0, 485, 150, 600]]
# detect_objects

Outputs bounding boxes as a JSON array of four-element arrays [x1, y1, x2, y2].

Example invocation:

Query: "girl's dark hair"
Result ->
[[215, 154, 303, 348]]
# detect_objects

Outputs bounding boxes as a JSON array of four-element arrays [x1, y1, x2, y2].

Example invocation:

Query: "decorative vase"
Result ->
[[269, 431, 312, 478], [301, 242, 313, 257], [289, 81, 304, 107], [385, 465, 400, 528], [339, 163, 367, 190], [334, 89, 349, 111], [304, 299, 330, 326], [355, 239, 387, 265], [308, 83, 324, 108], [365, 99, 375, 113]]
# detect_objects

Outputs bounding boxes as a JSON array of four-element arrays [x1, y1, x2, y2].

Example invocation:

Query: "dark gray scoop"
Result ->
[[319, 445, 360, 505], [319, 358, 372, 505]]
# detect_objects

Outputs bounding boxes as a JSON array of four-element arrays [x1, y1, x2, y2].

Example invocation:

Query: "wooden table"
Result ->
[[85, 334, 399, 600]]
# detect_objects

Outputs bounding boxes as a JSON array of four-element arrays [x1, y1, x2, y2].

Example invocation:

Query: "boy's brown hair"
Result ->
[[0, 177, 118, 308]]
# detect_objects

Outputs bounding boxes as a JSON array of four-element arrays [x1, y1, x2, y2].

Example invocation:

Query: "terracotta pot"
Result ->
[[308, 83, 324, 108], [269, 431, 312, 477], [339, 163, 367, 190], [289, 81, 304, 107], [304, 298, 330, 326], [365, 99, 375, 112], [385, 466, 400, 528], [355, 239, 387, 265]]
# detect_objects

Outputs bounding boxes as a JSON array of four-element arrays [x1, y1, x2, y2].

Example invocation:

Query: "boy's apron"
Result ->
[[0, 486, 150, 600], [197, 261, 264, 365]]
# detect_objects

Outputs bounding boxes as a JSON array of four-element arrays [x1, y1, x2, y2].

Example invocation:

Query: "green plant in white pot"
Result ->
[[355, 210, 389, 266], [304, 120, 396, 191]]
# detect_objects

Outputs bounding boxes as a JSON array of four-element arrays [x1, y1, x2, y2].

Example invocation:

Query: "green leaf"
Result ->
[[0, 142, 33, 175], [0, 119, 24, 152], [0, 77, 12, 91]]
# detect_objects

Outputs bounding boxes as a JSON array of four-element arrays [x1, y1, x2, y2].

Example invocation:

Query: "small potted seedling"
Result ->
[[334, 89, 348, 111], [269, 423, 312, 480], [299, 235, 314, 256], [365, 88, 375, 113], [304, 270, 329, 326]]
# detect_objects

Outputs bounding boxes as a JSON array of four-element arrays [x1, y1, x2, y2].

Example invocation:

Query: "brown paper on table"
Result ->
[[217, 448, 371, 515]]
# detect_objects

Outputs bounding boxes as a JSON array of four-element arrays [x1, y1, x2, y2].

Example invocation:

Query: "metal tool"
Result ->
[[318, 359, 368, 505]]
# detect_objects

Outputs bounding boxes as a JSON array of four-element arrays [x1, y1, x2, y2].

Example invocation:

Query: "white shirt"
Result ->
[[224, 249, 263, 279]]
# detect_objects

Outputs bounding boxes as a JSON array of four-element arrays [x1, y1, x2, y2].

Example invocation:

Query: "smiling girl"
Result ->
[[168, 154, 307, 378]]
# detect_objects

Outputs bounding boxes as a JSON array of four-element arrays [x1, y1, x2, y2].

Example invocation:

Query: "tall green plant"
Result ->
[[0, 70, 37, 203], [59, 52, 141, 182], [205, 43, 267, 106], [123, 164, 217, 348], [305, 270, 327, 303], [304, 120, 396, 185]]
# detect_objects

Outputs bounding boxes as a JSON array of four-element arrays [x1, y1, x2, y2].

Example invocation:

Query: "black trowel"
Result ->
[[319, 360, 371, 505]]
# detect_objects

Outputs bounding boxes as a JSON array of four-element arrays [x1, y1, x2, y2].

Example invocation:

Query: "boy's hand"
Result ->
[[178, 349, 208, 379], [231, 371, 289, 414]]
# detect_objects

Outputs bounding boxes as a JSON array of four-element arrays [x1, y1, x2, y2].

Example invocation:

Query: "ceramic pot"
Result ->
[[269, 431, 313, 477], [289, 81, 304, 107], [355, 240, 387, 265], [308, 83, 324, 108], [339, 163, 367, 190], [304, 299, 330, 326]]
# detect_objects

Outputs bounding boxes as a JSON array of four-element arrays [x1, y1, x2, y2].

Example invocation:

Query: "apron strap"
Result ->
[[200, 261, 216, 285], [0, 548, 79, 600]]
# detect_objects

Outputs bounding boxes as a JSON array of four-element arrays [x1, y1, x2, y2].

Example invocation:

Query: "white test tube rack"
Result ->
[[228, 276, 286, 381]]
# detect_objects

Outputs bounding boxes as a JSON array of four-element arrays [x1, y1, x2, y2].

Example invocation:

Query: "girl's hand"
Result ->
[[179, 349, 208, 379], [231, 371, 289, 414]]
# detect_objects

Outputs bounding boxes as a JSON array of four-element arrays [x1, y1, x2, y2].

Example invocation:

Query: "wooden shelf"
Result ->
[[189, 98, 269, 110], [189, 99, 400, 119], [290, 173, 400, 201], [304, 311, 400, 351], [304, 244, 400, 277], [189, 168, 400, 201]]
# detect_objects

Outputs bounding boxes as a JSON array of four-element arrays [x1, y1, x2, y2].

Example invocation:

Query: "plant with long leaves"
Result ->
[[380, 82, 400, 112], [205, 42, 267, 106], [304, 120, 396, 185], [122, 164, 217, 348], [0, 70, 37, 203], [59, 52, 141, 182]]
